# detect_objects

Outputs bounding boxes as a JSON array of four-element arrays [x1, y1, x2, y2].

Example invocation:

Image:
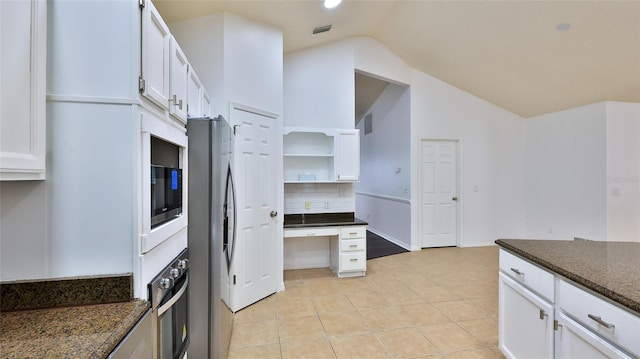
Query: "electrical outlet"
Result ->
[[324, 201, 330, 209], [305, 201, 311, 209]]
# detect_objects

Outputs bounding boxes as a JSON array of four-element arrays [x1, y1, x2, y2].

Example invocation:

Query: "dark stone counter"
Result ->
[[0, 275, 149, 358], [496, 239, 640, 314], [284, 212, 368, 228]]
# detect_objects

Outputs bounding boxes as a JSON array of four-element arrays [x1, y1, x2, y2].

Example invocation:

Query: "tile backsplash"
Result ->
[[284, 183, 355, 214]]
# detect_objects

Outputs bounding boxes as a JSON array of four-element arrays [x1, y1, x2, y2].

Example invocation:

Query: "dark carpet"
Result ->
[[366, 231, 408, 260]]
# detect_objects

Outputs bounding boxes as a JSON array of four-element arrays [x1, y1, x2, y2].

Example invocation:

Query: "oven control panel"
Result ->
[[148, 248, 189, 308]]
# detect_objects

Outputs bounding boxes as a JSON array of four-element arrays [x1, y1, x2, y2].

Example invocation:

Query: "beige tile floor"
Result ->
[[228, 245, 505, 359]]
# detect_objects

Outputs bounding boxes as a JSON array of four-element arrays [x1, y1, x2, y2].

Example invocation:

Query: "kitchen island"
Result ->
[[495, 239, 640, 358]]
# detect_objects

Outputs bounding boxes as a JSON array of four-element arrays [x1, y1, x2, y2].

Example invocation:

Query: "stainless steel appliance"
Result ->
[[148, 248, 189, 359], [187, 116, 235, 359]]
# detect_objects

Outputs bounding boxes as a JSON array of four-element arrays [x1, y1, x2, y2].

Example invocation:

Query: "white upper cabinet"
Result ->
[[187, 67, 203, 118], [141, 0, 170, 110], [169, 37, 188, 123], [0, 0, 47, 180], [335, 130, 360, 181], [283, 128, 360, 183]]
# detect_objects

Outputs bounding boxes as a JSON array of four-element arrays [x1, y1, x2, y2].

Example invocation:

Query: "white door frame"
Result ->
[[418, 138, 462, 248]]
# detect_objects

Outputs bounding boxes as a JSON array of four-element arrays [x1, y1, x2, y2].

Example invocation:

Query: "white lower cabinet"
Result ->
[[330, 226, 366, 278], [499, 272, 555, 359], [555, 312, 633, 359], [499, 249, 640, 359]]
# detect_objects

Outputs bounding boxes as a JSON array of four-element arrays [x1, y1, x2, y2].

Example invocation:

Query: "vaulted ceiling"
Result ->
[[155, 0, 640, 118]]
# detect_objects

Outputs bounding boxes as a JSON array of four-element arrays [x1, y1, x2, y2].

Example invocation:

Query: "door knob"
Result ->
[[270, 211, 278, 218], [452, 197, 458, 201]]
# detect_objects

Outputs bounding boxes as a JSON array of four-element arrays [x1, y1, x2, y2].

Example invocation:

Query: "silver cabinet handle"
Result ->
[[510, 268, 524, 276], [539, 309, 548, 320], [178, 99, 183, 110], [588, 314, 615, 329], [349, 244, 358, 248], [350, 258, 358, 262]]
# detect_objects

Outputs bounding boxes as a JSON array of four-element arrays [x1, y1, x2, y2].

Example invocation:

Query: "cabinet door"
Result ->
[[187, 67, 202, 118], [499, 272, 554, 359], [335, 130, 359, 181], [169, 37, 188, 123], [0, 0, 46, 180], [556, 312, 633, 359], [141, 0, 170, 110]]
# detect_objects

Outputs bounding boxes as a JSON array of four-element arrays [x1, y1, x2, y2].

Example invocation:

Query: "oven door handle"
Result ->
[[158, 276, 188, 316]]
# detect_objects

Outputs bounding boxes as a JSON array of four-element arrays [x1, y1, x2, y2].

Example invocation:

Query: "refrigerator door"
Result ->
[[186, 116, 234, 359]]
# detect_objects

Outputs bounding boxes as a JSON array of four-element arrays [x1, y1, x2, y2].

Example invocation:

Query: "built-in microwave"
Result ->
[[151, 165, 183, 228]]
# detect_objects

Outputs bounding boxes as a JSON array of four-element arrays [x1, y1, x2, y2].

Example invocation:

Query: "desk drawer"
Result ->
[[558, 279, 640, 356], [284, 227, 339, 238], [340, 238, 365, 252], [340, 226, 366, 239], [340, 252, 366, 272], [499, 249, 554, 302]]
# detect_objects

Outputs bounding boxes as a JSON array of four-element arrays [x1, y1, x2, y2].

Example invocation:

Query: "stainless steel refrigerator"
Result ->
[[187, 116, 235, 359]]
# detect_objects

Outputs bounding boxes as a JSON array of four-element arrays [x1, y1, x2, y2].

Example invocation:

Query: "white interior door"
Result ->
[[420, 140, 458, 247], [230, 107, 278, 312]]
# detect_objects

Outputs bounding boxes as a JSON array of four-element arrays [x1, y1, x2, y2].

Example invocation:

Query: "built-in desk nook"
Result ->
[[284, 213, 367, 278]]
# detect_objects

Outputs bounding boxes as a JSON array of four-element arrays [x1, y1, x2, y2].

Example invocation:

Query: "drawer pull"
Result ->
[[349, 232, 358, 235], [349, 244, 358, 248], [350, 258, 358, 262], [306, 233, 316, 236], [539, 309, 548, 320], [510, 268, 524, 276], [587, 314, 615, 329]]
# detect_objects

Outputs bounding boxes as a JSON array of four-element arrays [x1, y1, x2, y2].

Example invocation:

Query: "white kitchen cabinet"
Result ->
[[499, 249, 640, 359], [499, 272, 555, 359], [283, 128, 334, 182], [187, 67, 203, 118], [283, 128, 360, 183], [169, 37, 188, 123], [330, 226, 366, 278], [335, 130, 360, 181], [557, 279, 640, 357], [555, 312, 633, 359], [0, 0, 46, 180], [141, 0, 170, 111]]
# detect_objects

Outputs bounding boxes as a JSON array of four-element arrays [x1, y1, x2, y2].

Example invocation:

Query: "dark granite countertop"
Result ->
[[0, 300, 150, 359], [284, 212, 368, 228], [0, 274, 149, 358], [496, 239, 640, 314]]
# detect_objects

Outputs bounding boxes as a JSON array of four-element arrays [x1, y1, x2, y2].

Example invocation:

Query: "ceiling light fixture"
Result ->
[[324, 0, 342, 9], [556, 23, 571, 32]]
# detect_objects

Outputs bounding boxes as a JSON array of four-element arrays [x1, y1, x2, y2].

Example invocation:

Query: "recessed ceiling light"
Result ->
[[556, 23, 571, 32], [324, 0, 342, 9]]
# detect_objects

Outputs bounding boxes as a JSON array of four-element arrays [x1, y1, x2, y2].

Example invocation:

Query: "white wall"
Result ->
[[0, 1, 140, 281], [356, 83, 412, 249], [284, 37, 527, 250], [284, 41, 354, 128], [411, 70, 527, 248], [525, 103, 608, 241], [170, 13, 283, 119], [606, 102, 640, 242]]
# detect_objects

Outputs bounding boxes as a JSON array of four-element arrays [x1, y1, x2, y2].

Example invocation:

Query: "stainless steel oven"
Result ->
[[149, 249, 189, 359]]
